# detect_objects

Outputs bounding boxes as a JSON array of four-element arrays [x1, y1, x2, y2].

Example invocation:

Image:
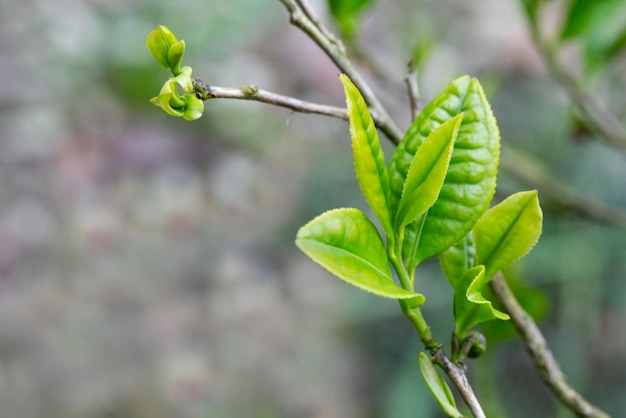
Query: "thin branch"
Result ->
[[193, 80, 347, 118], [490, 273, 610, 418], [293, 0, 342, 53], [192, 79, 392, 131], [435, 352, 486, 418], [277, 0, 403, 145], [527, 8, 626, 151], [405, 60, 421, 122]]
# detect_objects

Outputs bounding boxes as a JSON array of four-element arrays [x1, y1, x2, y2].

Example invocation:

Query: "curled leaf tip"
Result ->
[[151, 68, 204, 121]]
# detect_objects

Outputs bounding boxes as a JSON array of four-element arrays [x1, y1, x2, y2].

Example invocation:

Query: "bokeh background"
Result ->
[[0, 0, 625, 417]]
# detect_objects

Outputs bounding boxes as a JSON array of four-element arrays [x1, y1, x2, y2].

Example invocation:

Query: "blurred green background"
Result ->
[[0, 0, 625, 417]]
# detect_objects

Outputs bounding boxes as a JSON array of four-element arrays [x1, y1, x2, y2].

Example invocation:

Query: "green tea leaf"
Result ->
[[389, 76, 500, 267], [439, 232, 475, 289], [454, 265, 509, 339], [418, 352, 463, 418], [395, 114, 463, 229], [296, 208, 423, 300], [146, 25, 180, 72], [473, 190, 543, 280], [340, 74, 394, 239]]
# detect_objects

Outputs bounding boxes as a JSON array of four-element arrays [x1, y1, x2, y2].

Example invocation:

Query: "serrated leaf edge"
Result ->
[[340, 74, 394, 238], [474, 190, 542, 279]]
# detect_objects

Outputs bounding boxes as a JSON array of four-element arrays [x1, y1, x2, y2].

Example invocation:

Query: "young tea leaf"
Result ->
[[340, 75, 394, 239], [389, 76, 500, 268], [473, 190, 543, 280], [296, 208, 424, 300], [453, 265, 509, 339], [146, 25, 179, 70], [395, 114, 463, 229], [418, 352, 463, 418]]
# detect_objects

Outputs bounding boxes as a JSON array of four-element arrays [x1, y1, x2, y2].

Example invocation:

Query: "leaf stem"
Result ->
[[399, 301, 436, 350], [388, 248, 435, 349]]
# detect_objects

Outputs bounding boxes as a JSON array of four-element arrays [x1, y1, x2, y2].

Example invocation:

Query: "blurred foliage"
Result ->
[[561, 0, 626, 74], [0, 0, 625, 417], [328, 0, 376, 40]]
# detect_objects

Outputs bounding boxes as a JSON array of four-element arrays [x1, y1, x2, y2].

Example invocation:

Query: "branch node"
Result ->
[[242, 85, 259, 97], [193, 79, 215, 100]]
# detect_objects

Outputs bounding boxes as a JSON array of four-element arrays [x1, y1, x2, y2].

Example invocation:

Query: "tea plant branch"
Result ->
[[437, 353, 486, 418], [192, 80, 349, 118], [277, 0, 404, 144], [191, 79, 402, 136], [525, 6, 626, 151], [490, 273, 610, 418]]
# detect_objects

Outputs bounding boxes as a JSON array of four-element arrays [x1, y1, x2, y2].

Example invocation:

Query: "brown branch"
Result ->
[[405, 60, 421, 122], [437, 354, 486, 418], [193, 80, 347, 118], [277, 0, 403, 145], [490, 273, 610, 418], [191, 79, 396, 132], [293, 0, 342, 53]]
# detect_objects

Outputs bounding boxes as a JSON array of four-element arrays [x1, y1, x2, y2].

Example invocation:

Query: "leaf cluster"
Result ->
[[295, 74, 543, 416], [297, 74, 541, 314], [146, 26, 204, 121]]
